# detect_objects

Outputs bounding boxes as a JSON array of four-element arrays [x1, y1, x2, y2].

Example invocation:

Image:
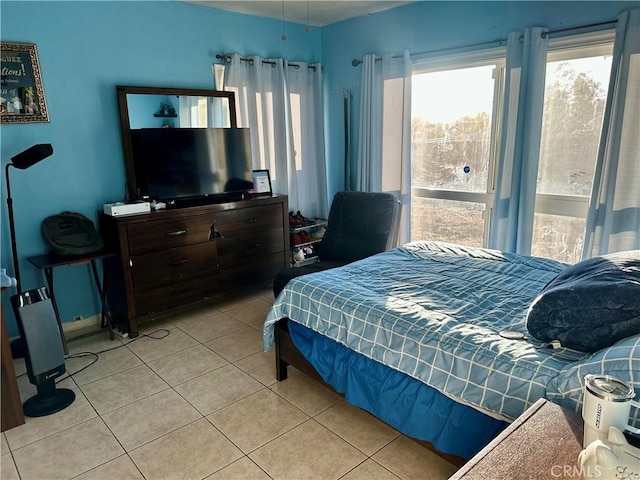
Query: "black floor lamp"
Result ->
[[5, 143, 76, 417], [6, 144, 54, 291]]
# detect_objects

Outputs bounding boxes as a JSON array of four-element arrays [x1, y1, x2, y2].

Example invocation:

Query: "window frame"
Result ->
[[533, 30, 615, 223], [411, 49, 506, 245]]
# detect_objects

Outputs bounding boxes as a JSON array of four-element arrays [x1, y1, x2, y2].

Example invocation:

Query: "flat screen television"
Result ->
[[130, 127, 253, 206]]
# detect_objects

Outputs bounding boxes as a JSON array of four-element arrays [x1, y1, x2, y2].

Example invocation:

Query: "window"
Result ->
[[532, 38, 613, 263], [411, 31, 614, 262], [411, 55, 504, 246]]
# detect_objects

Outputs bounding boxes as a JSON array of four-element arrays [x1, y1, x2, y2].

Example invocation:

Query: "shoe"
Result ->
[[311, 227, 326, 240], [294, 211, 314, 226], [289, 211, 300, 227], [299, 231, 311, 243], [291, 233, 302, 245], [293, 248, 305, 262]]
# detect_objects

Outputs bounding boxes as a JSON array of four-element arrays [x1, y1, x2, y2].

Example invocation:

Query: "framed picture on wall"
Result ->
[[1, 42, 50, 124], [252, 169, 272, 196]]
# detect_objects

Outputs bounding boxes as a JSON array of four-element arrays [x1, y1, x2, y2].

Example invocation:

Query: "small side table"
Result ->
[[450, 399, 584, 480], [27, 250, 116, 354]]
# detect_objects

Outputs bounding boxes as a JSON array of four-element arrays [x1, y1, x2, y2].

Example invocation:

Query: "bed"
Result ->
[[263, 241, 640, 460]]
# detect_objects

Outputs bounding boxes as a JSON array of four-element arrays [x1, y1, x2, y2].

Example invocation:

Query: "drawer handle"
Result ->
[[170, 259, 189, 266], [242, 218, 258, 224], [209, 228, 224, 240], [167, 230, 187, 236]]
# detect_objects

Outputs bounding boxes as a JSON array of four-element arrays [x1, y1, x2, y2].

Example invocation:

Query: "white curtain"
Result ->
[[178, 96, 226, 128], [489, 28, 549, 254], [223, 54, 327, 218], [356, 50, 412, 245], [207, 98, 227, 127], [211, 64, 230, 126], [213, 63, 225, 90], [582, 9, 640, 257], [357, 54, 383, 192], [287, 62, 328, 217], [178, 96, 199, 127]]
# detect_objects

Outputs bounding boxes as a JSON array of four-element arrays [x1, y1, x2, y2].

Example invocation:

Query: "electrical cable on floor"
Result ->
[[14, 329, 171, 382], [58, 351, 100, 380], [58, 328, 172, 382]]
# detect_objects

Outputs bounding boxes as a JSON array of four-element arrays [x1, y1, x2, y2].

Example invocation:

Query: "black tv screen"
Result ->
[[130, 127, 253, 203]]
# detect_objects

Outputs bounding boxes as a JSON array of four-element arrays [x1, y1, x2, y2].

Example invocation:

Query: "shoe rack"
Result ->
[[290, 216, 327, 267]]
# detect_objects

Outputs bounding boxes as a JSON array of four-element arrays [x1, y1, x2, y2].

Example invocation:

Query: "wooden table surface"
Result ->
[[450, 399, 585, 480]]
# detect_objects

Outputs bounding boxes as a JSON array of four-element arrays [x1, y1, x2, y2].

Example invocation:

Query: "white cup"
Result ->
[[582, 374, 640, 447]]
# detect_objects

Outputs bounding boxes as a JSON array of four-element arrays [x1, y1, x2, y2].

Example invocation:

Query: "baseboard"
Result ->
[[62, 314, 101, 339]]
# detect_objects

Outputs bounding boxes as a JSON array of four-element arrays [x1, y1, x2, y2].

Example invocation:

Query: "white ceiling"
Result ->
[[184, 1, 415, 27]]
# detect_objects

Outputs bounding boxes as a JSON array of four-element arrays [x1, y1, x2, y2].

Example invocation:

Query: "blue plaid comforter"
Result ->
[[263, 241, 640, 422]]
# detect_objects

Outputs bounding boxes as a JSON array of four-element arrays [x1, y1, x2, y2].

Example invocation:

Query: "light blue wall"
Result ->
[[321, 1, 637, 197], [128, 94, 173, 129], [0, 1, 320, 336]]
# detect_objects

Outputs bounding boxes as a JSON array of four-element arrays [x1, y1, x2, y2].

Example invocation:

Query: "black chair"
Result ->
[[273, 191, 401, 297]]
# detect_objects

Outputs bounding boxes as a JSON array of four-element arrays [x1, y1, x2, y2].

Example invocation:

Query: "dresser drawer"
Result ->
[[214, 204, 282, 238], [127, 215, 214, 256], [217, 228, 284, 267], [217, 252, 286, 288], [133, 271, 220, 316], [131, 242, 217, 289]]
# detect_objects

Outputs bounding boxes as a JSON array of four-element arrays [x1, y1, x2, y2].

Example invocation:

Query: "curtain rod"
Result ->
[[542, 19, 618, 39], [216, 54, 317, 71], [351, 17, 618, 66], [351, 39, 503, 66]]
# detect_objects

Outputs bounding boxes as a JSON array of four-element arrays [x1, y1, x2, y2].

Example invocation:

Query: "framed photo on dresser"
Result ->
[[252, 169, 272, 196]]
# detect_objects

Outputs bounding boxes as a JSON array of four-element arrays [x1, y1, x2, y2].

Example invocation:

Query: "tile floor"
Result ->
[[0, 283, 459, 480]]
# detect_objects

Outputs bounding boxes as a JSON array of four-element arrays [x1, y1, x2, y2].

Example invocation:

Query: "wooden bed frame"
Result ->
[[273, 318, 467, 467]]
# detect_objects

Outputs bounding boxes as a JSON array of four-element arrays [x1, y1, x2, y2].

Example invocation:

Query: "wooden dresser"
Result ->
[[100, 194, 288, 335]]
